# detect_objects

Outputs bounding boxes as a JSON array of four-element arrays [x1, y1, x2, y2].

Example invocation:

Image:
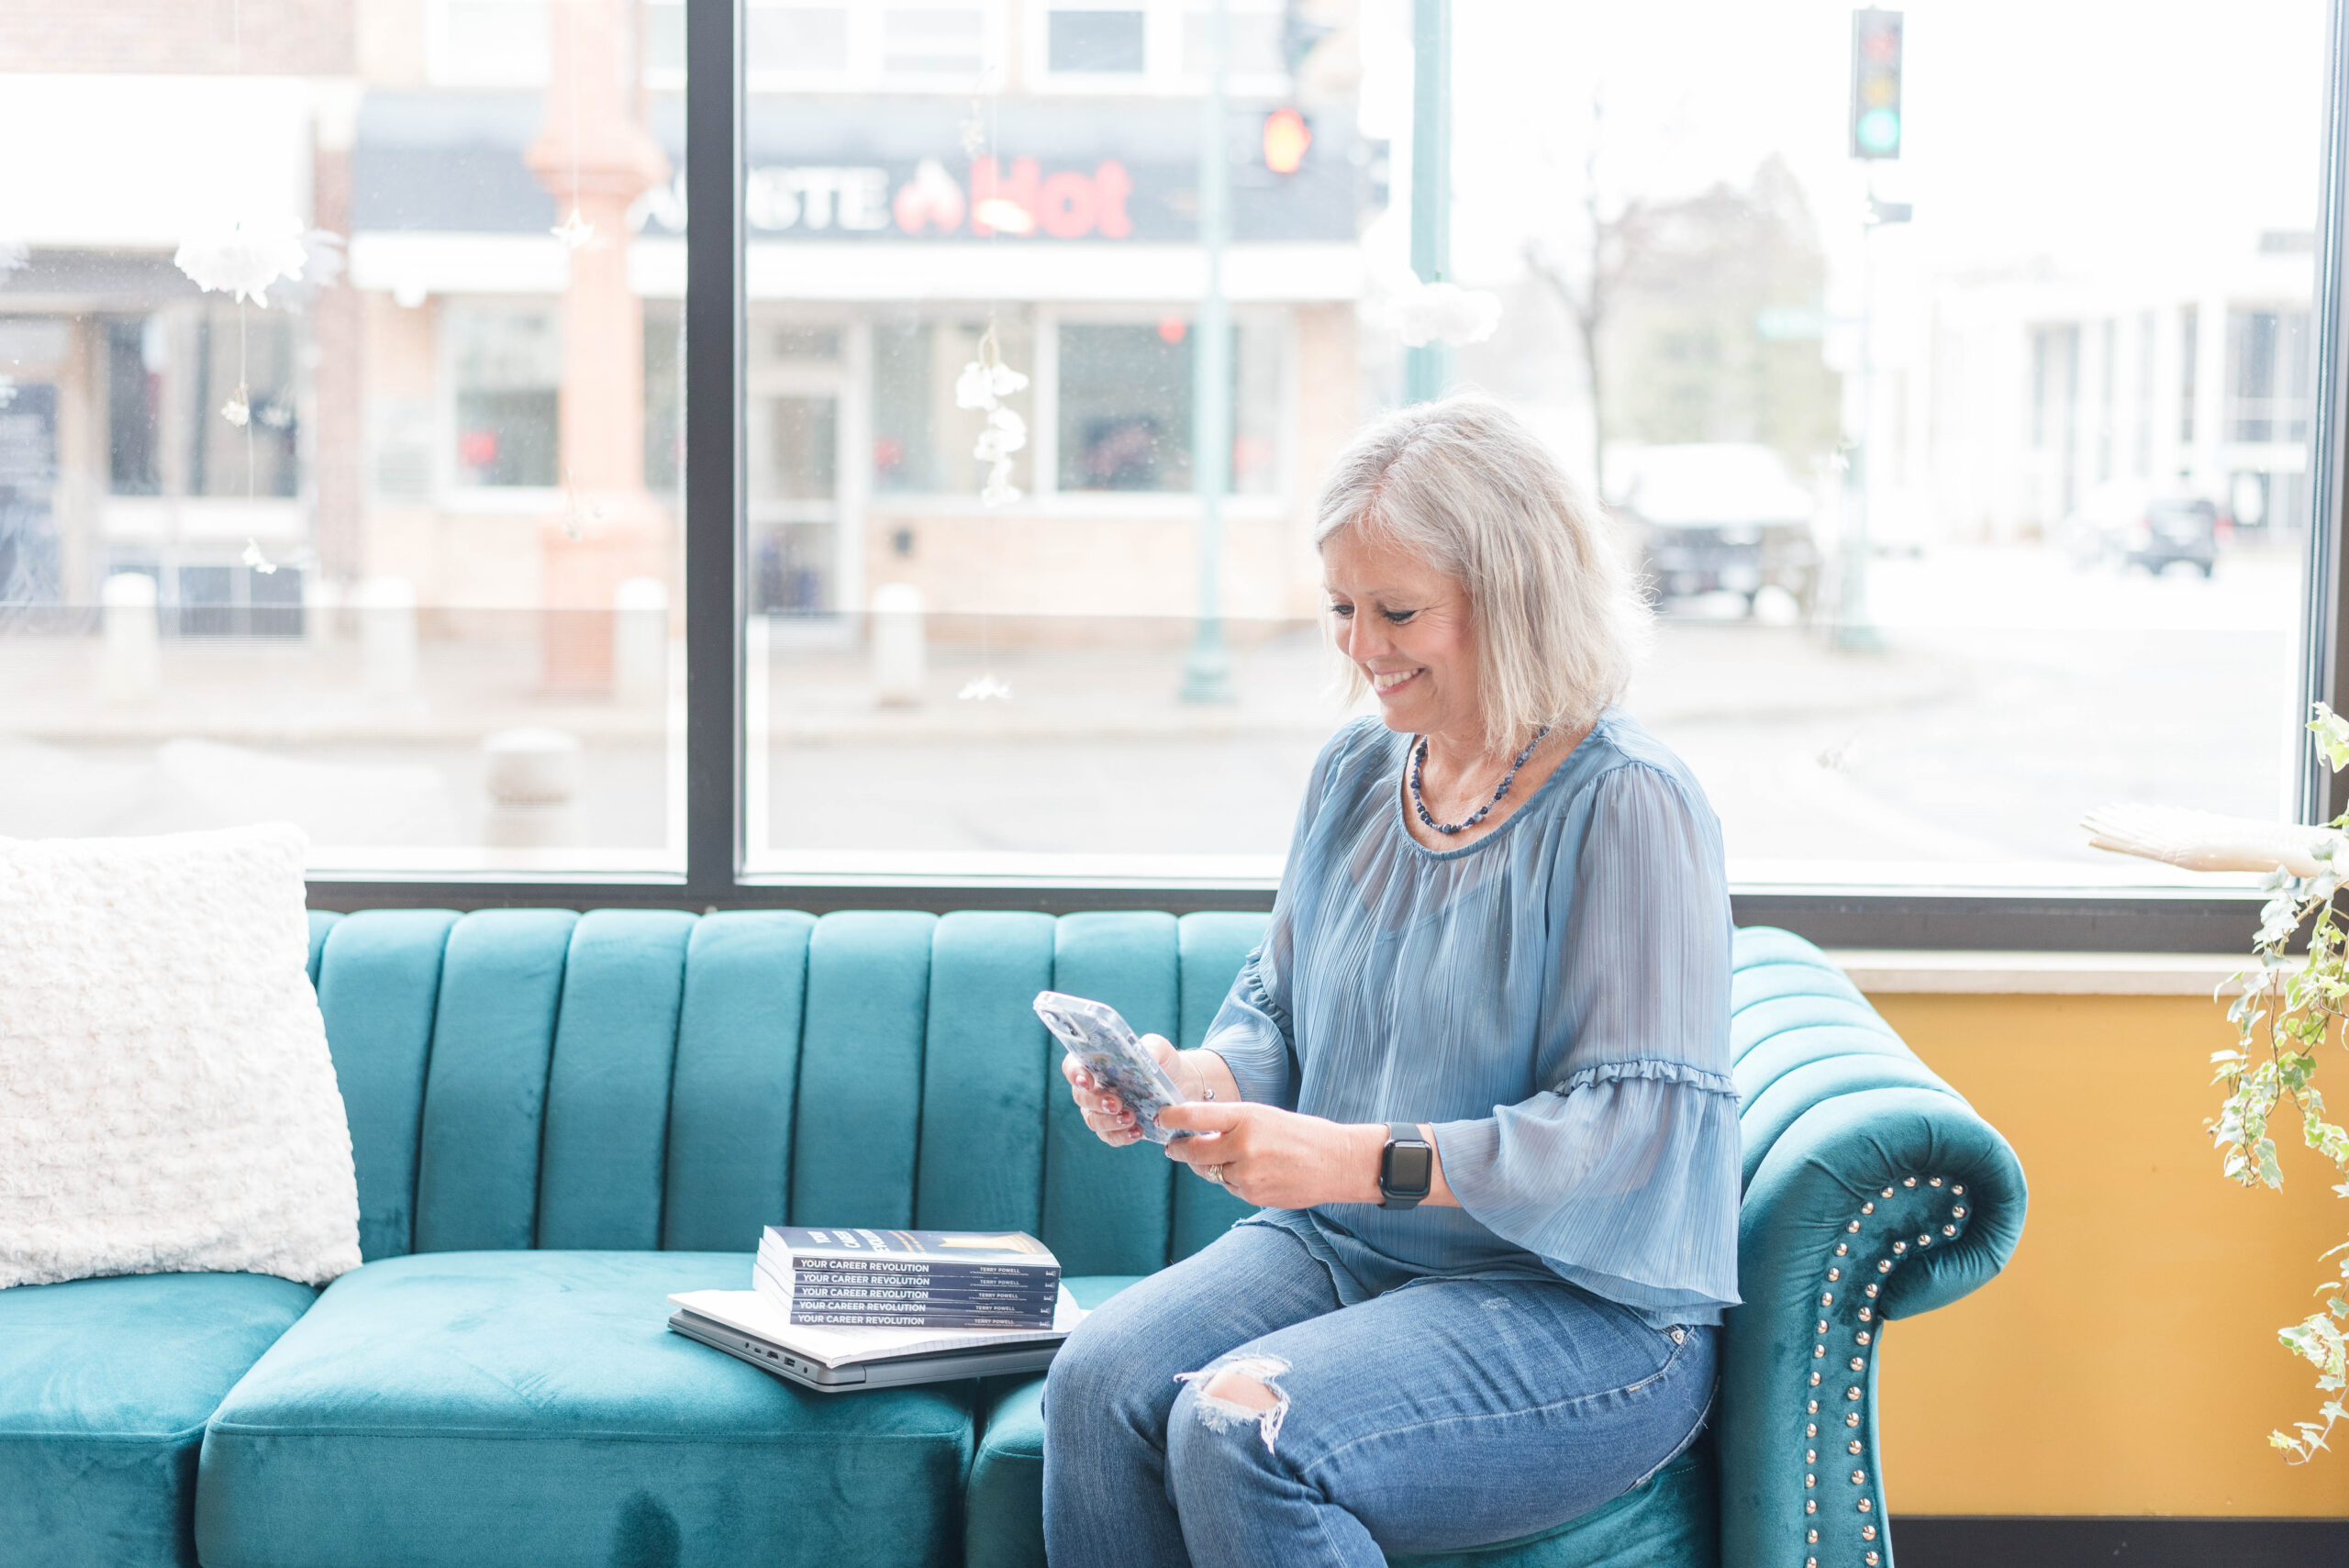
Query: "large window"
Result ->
[[3, 0, 2345, 940], [1, 2, 683, 872]]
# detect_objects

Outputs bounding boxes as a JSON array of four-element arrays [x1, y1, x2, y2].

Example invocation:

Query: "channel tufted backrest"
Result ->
[[1728, 926, 1973, 1192], [304, 907, 1265, 1267]]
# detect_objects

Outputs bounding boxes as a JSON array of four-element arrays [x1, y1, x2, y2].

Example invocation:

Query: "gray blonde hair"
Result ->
[[1313, 395, 1650, 750]]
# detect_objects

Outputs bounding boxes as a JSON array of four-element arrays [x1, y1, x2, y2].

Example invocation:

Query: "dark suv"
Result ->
[[2122, 496, 2220, 577], [1610, 443, 1822, 616]]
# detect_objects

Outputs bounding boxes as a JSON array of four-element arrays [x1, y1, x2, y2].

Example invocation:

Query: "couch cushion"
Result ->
[[0, 1272, 315, 1568], [196, 1251, 974, 1568], [965, 1276, 1143, 1568]]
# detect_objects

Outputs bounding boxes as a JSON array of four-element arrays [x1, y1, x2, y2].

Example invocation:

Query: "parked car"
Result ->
[[2061, 481, 2223, 577], [1608, 443, 1821, 615]]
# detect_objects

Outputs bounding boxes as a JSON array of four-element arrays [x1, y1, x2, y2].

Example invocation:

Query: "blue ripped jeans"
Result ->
[[1041, 1223, 1717, 1567]]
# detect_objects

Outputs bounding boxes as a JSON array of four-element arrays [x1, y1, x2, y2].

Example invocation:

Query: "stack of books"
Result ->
[[753, 1227, 1062, 1329]]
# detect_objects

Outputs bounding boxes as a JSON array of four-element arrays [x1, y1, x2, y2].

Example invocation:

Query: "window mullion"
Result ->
[[684, 0, 745, 895]]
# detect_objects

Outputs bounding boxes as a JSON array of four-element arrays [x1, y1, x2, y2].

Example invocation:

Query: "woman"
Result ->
[[1041, 396, 1741, 1567]]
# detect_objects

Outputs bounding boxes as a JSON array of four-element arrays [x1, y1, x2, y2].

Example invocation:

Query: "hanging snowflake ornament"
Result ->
[[954, 358, 1028, 411], [974, 407, 1026, 462], [220, 390, 250, 428], [558, 471, 607, 542], [173, 216, 308, 306], [551, 208, 598, 250], [957, 322, 1030, 508], [1389, 279, 1502, 348], [957, 673, 1013, 703], [239, 539, 277, 575]]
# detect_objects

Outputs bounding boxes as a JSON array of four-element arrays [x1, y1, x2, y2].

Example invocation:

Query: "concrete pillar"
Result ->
[[613, 576, 667, 705], [358, 575, 417, 697], [482, 727, 581, 847], [871, 583, 926, 706], [99, 572, 159, 703]]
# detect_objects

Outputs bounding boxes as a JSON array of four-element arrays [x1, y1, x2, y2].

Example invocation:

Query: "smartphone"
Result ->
[[1032, 990, 1192, 1142]]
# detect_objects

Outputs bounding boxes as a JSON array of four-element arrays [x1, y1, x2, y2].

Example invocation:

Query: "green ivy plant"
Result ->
[[2213, 701, 2349, 1462]]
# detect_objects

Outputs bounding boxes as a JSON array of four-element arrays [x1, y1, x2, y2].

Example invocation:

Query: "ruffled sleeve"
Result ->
[[1197, 722, 1369, 1109], [1429, 762, 1742, 1324], [1198, 947, 1296, 1108]]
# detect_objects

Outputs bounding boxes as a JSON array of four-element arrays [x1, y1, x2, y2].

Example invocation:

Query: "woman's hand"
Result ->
[[1154, 1102, 1389, 1210], [1061, 1033, 1183, 1147]]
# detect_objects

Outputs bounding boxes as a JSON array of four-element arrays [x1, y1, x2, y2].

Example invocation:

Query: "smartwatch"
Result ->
[[1378, 1122, 1434, 1209]]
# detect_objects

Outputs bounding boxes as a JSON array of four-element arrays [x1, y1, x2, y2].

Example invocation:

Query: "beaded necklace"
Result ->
[[1409, 727, 1551, 836]]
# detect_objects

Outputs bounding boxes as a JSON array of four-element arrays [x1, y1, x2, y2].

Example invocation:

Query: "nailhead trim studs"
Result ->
[[1795, 1173, 1979, 1561]]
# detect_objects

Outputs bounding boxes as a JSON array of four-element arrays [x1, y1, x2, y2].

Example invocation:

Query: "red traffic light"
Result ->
[[1263, 107, 1310, 174]]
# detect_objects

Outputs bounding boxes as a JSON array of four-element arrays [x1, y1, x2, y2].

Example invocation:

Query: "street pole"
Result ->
[[1835, 7, 1904, 652], [1180, 0, 1237, 704], [1832, 181, 1885, 653], [1404, 0, 1451, 405]]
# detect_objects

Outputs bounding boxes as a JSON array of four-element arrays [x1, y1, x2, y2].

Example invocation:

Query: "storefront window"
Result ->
[[102, 319, 162, 497], [429, 0, 551, 87], [449, 306, 560, 490], [2227, 308, 2312, 445], [96, 308, 299, 501], [1054, 318, 1278, 495], [1046, 8, 1146, 73], [883, 7, 990, 75], [753, 7, 849, 75], [872, 316, 1036, 498]]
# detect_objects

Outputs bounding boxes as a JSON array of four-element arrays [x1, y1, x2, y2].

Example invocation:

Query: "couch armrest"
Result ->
[[1719, 1086, 2027, 1568]]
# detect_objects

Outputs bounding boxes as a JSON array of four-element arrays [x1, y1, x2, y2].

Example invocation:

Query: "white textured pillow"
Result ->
[[0, 823, 361, 1289]]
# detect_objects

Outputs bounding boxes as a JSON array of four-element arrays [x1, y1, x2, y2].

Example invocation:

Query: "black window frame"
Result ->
[[306, 0, 2349, 953]]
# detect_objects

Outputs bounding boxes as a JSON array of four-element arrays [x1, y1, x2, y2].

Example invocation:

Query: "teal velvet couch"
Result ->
[[0, 908, 2025, 1568]]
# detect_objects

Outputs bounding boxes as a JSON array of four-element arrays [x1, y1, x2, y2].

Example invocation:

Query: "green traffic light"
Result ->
[[1856, 106, 1900, 155]]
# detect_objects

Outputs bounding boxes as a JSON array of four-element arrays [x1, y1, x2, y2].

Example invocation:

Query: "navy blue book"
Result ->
[[755, 1229, 1062, 1329], [751, 1258, 1057, 1333], [758, 1228, 1061, 1283], [785, 1308, 1062, 1329]]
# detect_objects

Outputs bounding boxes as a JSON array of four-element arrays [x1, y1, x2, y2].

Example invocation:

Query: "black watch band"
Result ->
[[1378, 1121, 1433, 1209]]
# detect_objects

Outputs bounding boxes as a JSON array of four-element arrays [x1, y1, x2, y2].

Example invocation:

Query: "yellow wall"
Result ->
[[1871, 990, 2349, 1516]]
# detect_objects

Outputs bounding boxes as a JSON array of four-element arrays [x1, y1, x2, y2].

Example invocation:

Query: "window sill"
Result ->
[[1827, 950, 2255, 995]]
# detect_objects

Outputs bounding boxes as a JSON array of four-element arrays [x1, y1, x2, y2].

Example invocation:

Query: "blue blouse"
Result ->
[[1201, 708, 1742, 1329]]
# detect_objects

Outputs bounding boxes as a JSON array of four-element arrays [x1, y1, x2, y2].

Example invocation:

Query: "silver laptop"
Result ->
[[669, 1307, 1064, 1392]]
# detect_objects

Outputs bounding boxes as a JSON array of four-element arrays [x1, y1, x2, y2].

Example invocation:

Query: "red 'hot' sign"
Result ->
[[966, 158, 1135, 239]]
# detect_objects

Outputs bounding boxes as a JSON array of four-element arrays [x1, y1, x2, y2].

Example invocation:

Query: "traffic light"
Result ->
[[1850, 9, 1903, 160], [1263, 107, 1310, 175]]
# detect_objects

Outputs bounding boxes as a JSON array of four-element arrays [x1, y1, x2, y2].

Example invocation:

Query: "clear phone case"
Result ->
[[1032, 990, 1192, 1142]]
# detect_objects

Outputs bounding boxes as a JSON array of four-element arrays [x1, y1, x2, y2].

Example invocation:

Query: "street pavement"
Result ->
[[0, 543, 2306, 883]]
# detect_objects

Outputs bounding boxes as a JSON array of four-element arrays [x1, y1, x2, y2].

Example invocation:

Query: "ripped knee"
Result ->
[[1174, 1353, 1292, 1452], [1203, 1369, 1282, 1411]]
